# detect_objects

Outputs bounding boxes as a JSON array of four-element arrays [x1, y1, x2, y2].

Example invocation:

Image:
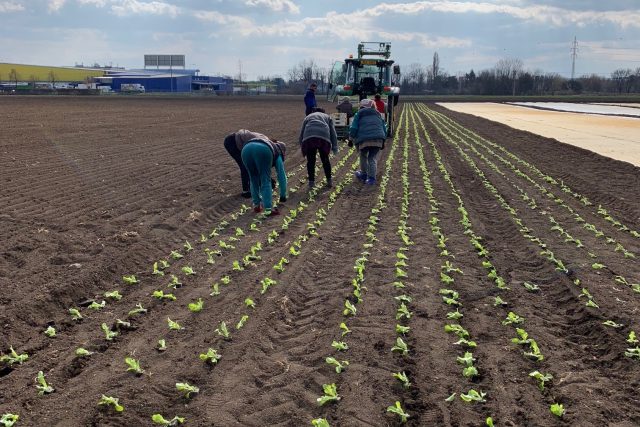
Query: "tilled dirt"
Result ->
[[1, 97, 639, 426]]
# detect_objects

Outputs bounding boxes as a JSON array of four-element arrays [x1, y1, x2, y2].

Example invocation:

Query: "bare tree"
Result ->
[[432, 52, 440, 82], [495, 57, 524, 95], [611, 68, 633, 93]]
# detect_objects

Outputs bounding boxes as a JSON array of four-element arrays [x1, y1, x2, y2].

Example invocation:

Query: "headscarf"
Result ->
[[360, 98, 374, 109]]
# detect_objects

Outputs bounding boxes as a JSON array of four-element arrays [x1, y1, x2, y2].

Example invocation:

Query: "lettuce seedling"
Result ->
[[393, 371, 411, 389], [98, 395, 124, 413], [386, 401, 409, 423], [343, 300, 357, 316], [128, 303, 147, 316], [115, 319, 131, 330], [486, 417, 494, 427], [440, 272, 454, 285], [339, 322, 351, 336], [220, 275, 231, 285], [260, 278, 277, 294], [445, 324, 470, 339], [445, 393, 456, 402], [234, 227, 245, 237], [591, 263, 605, 270], [0, 413, 19, 427], [35, 371, 54, 395], [122, 275, 138, 285], [167, 275, 182, 289], [183, 241, 193, 252], [152, 414, 185, 426], [502, 312, 524, 325], [215, 321, 230, 339], [175, 382, 199, 398], [157, 339, 167, 352], [75, 347, 93, 357], [454, 338, 477, 348], [550, 403, 564, 417], [463, 366, 478, 378], [101, 323, 118, 341], [125, 357, 144, 375], [585, 299, 599, 308], [394, 295, 412, 304], [331, 341, 348, 351], [456, 352, 475, 366], [311, 419, 330, 427], [529, 370, 553, 391], [210, 283, 220, 296], [88, 300, 106, 310], [602, 320, 623, 328], [392, 281, 406, 289], [395, 259, 408, 268], [523, 282, 540, 292], [181, 266, 196, 276], [152, 262, 165, 276], [391, 337, 409, 356], [396, 303, 412, 320], [316, 383, 340, 406], [232, 260, 244, 271], [396, 324, 410, 335], [69, 307, 83, 321], [152, 290, 176, 301], [627, 331, 638, 344], [493, 296, 507, 306], [159, 260, 170, 269], [170, 251, 183, 260], [446, 310, 463, 320], [199, 348, 221, 365], [460, 389, 486, 403], [188, 298, 204, 312], [326, 357, 349, 373], [624, 347, 640, 360], [44, 326, 56, 338], [104, 290, 123, 300], [167, 318, 183, 331], [395, 268, 408, 278], [236, 315, 249, 330], [244, 298, 255, 309]]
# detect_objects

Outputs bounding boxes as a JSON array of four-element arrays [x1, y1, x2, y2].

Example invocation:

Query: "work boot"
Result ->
[[241, 191, 251, 199], [253, 205, 263, 213], [365, 177, 376, 185], [308, 180, 315, 189], [355, 170, 367, 182], [326, 178, 333, 188]]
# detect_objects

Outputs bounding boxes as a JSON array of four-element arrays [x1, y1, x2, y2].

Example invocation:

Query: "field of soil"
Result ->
[[1, 96, 639, 426]]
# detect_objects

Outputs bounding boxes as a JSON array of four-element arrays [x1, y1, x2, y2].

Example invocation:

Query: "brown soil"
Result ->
[[1, 97, 639, 427]]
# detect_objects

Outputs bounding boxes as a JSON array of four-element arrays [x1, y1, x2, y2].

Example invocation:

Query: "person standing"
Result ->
[[223, 129, 274, 198], [241, 137, 287, 216], [299, 108, 338, 188], [304, 82, 318, 116], [336, 97, 354, 118], [373, 94, 386, 116], [349, 99, 387, 185]]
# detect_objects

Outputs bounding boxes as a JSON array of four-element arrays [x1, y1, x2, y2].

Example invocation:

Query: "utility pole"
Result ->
[[570, 36, 578, 80]]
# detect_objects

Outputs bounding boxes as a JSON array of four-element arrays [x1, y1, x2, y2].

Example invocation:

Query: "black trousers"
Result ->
[[306, 147, 331, 182], [224, 134, 250, 192]]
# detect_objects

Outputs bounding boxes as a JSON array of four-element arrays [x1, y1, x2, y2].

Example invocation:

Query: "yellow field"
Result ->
[[0, 63, 105, 83]]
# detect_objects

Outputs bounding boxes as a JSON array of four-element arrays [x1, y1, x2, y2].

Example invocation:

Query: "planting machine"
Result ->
[[327, 42, 401, 138]]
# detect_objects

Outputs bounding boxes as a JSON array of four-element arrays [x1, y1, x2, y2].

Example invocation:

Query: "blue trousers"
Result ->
[[241, 142, 275, 210]]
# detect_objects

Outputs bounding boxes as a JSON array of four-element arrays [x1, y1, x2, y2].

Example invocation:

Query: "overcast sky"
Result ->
[[1, 0, 639, 79]]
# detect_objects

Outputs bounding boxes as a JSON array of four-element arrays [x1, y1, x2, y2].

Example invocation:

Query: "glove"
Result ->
[[279, 195, 287, 203]]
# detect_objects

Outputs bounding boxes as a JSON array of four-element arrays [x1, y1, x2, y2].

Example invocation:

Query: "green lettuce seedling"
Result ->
[[210, 282, 220, 296], [215, 321, 231, 339], [311, 419, 330, 427], [152, 262, 165, 276], [316, 383, 340, 406], [128, 303, 147, 316], [393, 371, 411, 388], [44, 326, 56, 338], [152, 414, 185, 426], [602, 320, 623, 328], [331, 341, 348, 351], [125, 357, 144, 375], [157, 339, 167, 352], [220, 275, 231, 285], [167, 318, 183, 331], [122, 275, 138, 285], [550, 403, 565, 417], [244, 298, 255, 309], [104, 290, 123, 301], [175, 382, 199, 398], [88, 300, 106, 310], [101, 323, 118, 341], [325, 357, 349, 373], [183, 241, 193, 252], [152, 290, 177, 301], [170, 251, 183, 260], [236, 315, 249, 330], [446, 310, 463, 320], [35, 371, 54, 395], [181, 266, 196, 276], [529, 370, 553, 391], [396, 324, 410, 335], [493, 296, 507, 306], [460, 389, 486, 403], [396, 303, 412, 320], [75, 347, 93, 357], [391, 337, 409, 356], [502, 312, 524, 325], [98, 395, 124, 412], [188, 298, 204, 312], [69, 307, 83, 321], [0, 413, 19, 427], [523, 282, 540, 292], [386, 401, 409, 423], [199, 348, 221, 365], [260, 278, 277, 294], [339, 322, 351, 336], [343, 300, 357, 316], [167, 275, 182, 289], [627, 331, 638, 344]]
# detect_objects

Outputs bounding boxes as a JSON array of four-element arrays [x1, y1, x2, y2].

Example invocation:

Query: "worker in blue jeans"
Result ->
[[349, 98, 387, 185], [241, 138, 287, 216]]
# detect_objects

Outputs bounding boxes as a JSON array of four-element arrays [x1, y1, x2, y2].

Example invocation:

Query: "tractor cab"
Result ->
[[328, 42, 401, 138]]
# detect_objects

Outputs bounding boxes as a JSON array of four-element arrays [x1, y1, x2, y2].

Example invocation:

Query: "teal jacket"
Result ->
[[349, 108, 387, 144]]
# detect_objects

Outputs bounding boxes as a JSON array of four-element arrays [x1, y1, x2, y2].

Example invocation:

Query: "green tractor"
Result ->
[[327, 42, 401, 138]]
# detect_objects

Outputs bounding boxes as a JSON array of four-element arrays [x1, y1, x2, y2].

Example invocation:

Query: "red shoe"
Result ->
[[253, 205, 263, 213], [266, 208, 280, 216]]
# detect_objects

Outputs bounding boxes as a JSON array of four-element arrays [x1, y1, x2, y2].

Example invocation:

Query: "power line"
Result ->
[[570, 36, 579, 80]]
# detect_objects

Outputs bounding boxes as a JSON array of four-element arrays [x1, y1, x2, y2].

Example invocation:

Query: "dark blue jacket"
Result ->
[[349, 108, 387, 144]]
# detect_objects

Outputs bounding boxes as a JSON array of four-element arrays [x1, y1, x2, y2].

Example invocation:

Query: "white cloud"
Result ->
[[0, 1, 24, 12], [48, 0, 66, 12], [378, 31, 471, 49], [77, 0, 109, 6], [111, 0, 180, 18], [193, 9, 252, 26], [245, 0, 300, 14]]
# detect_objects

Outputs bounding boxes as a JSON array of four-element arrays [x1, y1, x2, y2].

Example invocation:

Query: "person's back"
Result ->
[[350, 107, 387, 144], [336, 98, 354, 117], [304, 83, 317, 115]]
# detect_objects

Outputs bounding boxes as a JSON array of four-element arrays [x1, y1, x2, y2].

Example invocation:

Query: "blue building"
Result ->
[[95, 69, 233, 94]]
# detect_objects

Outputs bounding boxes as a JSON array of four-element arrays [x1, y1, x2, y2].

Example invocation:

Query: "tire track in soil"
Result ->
[[419, 104, 640, 426]]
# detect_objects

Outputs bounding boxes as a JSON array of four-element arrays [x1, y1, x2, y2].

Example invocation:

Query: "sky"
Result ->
[[1, 0, 639, 79]]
